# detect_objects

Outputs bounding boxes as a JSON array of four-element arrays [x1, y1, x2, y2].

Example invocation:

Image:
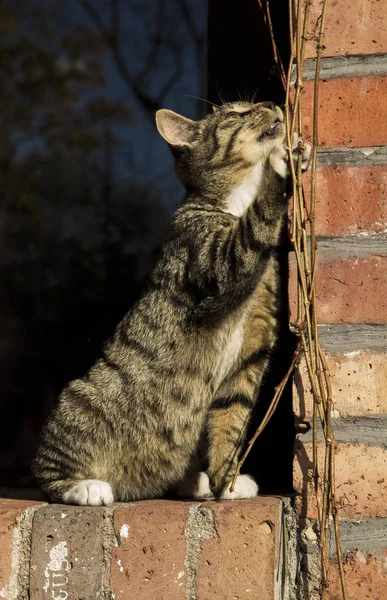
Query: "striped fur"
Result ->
[[32, 102, 308, 504]]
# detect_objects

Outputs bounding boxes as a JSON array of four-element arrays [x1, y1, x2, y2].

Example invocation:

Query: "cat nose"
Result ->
[[259, 102, 278, 112]]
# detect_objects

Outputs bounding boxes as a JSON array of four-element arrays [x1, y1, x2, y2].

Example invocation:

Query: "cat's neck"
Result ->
[[223, 163, 265, 217]]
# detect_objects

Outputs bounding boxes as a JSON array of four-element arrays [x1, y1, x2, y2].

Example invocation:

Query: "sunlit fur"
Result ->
[[158, 101, 286, 207], [32, 102, 309, 505]]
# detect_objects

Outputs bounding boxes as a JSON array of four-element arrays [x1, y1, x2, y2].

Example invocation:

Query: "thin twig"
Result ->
[[257, 0, 287, 89], [236, 1, 349, 597], [230, 344, 302, 492]]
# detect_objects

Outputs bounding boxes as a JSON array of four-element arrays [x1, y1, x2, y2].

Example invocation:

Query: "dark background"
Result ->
[[0, 0, 294, 494]]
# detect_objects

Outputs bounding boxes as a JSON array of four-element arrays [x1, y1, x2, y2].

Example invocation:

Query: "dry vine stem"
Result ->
[[231, 1, 349, 598]]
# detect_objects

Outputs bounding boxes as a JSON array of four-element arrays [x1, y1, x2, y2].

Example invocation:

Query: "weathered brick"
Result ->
[[300, 77, 387, 147], [29, 505, 107, 600], [294, 441, 387, 519], [197, 498, 282, 600], [0, 498, 44, 600], [289, 252, 387, 324], [328, 551, 387, 600], [294, 351, 387, 420], [302, 165, 387, 237], [305, 0, 387, 58], [299, 518, 387, 600], [112, 500, 189, 600], [112, 498, 283, 600]]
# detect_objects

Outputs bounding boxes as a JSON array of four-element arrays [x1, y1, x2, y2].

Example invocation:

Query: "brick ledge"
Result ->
[[0, 493, 289, 600]]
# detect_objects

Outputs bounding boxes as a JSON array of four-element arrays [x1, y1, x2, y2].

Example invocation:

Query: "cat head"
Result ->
[[156, 101, 285, 200]]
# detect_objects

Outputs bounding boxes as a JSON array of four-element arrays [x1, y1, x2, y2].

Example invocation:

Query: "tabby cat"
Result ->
[[32, 101, 311, 505]]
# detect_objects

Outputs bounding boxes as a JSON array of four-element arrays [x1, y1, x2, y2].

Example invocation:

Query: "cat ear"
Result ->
[[156, 109, 198, 148], [212, 105, 218, 112]]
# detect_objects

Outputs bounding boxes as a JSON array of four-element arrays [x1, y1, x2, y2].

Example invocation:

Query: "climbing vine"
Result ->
[[231, 1, 349, 597]]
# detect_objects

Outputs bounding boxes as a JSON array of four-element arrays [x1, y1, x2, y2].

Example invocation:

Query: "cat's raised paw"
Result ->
[[270, 133, 312, 178], [63, 479, 114, 506], [290, 132, 312, 172], [176, 471, 213, 498], [269, 145, 288, 179], [220, 474, 258, 500]]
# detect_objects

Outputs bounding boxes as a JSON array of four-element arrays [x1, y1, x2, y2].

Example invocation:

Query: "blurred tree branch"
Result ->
[[76, 0, 161, 113], [176, 0, 205, 50], [76, 0, 204, 116], [0, 0, 130, 212]]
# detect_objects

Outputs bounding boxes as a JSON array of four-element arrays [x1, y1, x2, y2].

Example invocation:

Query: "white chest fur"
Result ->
[[212, 317, 246, 390], [225, 163, 264, 217]]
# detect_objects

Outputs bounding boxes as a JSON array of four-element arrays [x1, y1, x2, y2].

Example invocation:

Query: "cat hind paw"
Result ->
[[176, 471, 213, 499], [220, 474, 258, 500]]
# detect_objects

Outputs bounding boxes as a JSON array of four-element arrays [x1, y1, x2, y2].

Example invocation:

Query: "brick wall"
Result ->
[[293, 2, 387, 597], [1, 5, 386, 600], [0, 495, 294, 600]]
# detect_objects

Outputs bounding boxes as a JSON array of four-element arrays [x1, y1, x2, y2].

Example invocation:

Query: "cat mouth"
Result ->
[[259, 119, 282, 139]]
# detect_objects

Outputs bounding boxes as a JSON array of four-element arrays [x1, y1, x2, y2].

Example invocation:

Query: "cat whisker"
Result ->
[[251, 87, 260, 103], [183, 95, 221, 109]]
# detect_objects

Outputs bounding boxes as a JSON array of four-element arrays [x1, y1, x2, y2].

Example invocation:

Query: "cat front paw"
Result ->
[[288, 132, 312, 172], [220, 474, 258, 500], [270, 133, 312, 179], [269, 145, 288, 179], [63, 479, 114, 506]]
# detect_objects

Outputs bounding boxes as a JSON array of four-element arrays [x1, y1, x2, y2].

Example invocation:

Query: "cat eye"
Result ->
[[225, 110, 253, 120], [225, 111, 242, 119]]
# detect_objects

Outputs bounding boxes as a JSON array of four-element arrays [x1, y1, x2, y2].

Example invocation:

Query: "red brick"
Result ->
[[302, 165, 387, 237], [293, 441, 387, 519], [197, 498, 282, 600], [112, 500, 189, 600], [300, 77, 387, 147], [0, 499, 44, 599], [299, 525, 387, 600], [328, 551, 387, 600], [112, 498, 283, 600], [289, 253, 387, 324], [294, 351, 387, 420], [30, 505, 106, 600], [305, 0, 387, 58]]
